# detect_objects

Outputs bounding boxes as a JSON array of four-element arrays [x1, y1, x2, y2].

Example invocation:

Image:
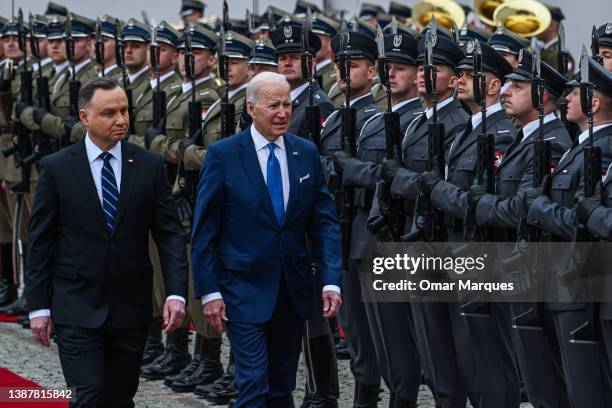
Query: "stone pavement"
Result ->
[[0, 322, 533, 407]]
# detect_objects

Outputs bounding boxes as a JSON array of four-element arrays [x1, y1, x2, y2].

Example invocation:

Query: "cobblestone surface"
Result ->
[[0, 322, 533, 407]]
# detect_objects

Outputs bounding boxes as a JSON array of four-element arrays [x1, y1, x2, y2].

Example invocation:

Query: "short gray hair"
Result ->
[[78, 77, 121, 110], [246, 72, 290, 105]]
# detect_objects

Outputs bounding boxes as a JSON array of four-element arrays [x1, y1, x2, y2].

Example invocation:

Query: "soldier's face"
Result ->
[[27, 38, 48, 59], [457, 69, 475, 102], [600, 45, 612, 72], [2, 36, 24, 61], [335, 58, 375, 94], [103, 37, 116, 63], [247, 82, 292, 140], [124, 41, 147, 70], [277, 52, 305, 85], [48, 38, 66, 64], [72, 37, 92, 63], [227, 58, 250, 88], [0, 39, 4, 59], [80, 87, 129, 145], [417, 64, 458, 99], [178, 49, 216, 78], [503, 80, 534, 119], [150, 44, 178, 75], [388, 62, 417, 96], [565, 86, 586, 124]]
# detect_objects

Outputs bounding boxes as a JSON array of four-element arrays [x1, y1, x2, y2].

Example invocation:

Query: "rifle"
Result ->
[[3, 8, 33, 194], [219, 0, 235, 138], [301, 9, 322, 151], [95, 18, 105, 76], [150, 25, 167, 131], [503, 49, 552, 330], [557, 21, 578, 141], [457, 40, 495, 317], [22, 12, 54, 166], [568, 48, 601, 344], [333, 22, 357, 270], [402, 19, 446, 244], [369, 24, 404, 241], [60, 14, 80, 148], [115, 19, 134, 134]]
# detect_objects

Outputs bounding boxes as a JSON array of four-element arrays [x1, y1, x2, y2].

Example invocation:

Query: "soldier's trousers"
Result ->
[[0, 187, 12, 243], [363, 299, 421, 402], [510, 303, 570, 408], [337, 259, 380, 386], [601, 317, 612, 382], [551, 306, 612, 408]]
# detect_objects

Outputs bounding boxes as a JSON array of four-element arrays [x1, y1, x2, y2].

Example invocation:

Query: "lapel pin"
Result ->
[[128, 159, 134, 164], [292, 151, 298, 156]]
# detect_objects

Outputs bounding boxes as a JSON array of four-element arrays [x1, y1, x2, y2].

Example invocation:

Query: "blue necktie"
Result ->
[[266, 143, 284, 224], [100, 152, 119, 231]]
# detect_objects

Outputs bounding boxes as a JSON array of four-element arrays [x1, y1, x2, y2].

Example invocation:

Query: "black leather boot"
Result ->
[[142, 317, 165, 367], [141, 328, 191, 380], [392, 395, 417, 408], [354, 381, 381, 408], [303, 334, 339, 408], [171, 336, 223, 392], [0, 295, 27, 316], [195, 350, 234, 398], [0, 279, 17, 307], [164, 333, 202, 387], [335, 338, 350, 360], [0, 243, 16, 307]]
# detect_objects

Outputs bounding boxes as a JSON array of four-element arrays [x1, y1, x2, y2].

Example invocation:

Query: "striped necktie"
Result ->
[[266, 143, 284, 224], [99, 152, 119, 231]]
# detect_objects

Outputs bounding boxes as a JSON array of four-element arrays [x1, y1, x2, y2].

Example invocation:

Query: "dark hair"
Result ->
[[78, 77, 121, 110]]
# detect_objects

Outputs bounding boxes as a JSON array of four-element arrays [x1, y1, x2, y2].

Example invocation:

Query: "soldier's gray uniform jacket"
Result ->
[[429, 105, 515, 239], [287, 82, 335, 141], [390, 97, 469, 202], [343, 97, 423, 258]]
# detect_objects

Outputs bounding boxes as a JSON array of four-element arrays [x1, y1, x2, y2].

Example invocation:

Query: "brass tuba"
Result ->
[[412, 0, 466, 31], [492, 0, 551, 38], [473, 0, 506, 27]]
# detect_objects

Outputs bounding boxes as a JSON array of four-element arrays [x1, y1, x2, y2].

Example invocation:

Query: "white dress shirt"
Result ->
[[228, 83, 248, 100], [576, 123, 612, 145], [521, 112, 557, 142], [99, 63, 118, 78], [128, 65, 149, 85], [471, 102, 504, 130], [181, 75, 212, 94], [392, 97, 420, 113], [425, 96, 455, 119], [290, 82, 309, 102], [29, 135, 184, 320], [150, 70, 176, 91], [316, 59, 333, 72], [202, 125, 341, 304]]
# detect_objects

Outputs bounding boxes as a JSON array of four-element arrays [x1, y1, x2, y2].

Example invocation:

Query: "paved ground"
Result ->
[[0, 322, 533, 407]]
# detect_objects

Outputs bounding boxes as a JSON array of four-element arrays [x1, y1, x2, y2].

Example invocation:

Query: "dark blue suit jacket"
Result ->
[[191, 128, 342, 324]]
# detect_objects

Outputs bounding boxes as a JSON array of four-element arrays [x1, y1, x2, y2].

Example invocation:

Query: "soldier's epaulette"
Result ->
[[199, 91, 210, 96], [170, 84, 181, 90], [497, 129, 511, 133], [364, 108, 377, 114]]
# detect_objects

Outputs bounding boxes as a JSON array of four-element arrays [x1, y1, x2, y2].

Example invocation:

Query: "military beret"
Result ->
[[121, 18, 150, 43], [457, 40, 514, 80], [331, 30, 377, 62], [270, 15, 321, 55], [250, 37, 277, 66], [488, 26, 530, 55], [417, 32, 465, 69], [506, 49, 567, 98]]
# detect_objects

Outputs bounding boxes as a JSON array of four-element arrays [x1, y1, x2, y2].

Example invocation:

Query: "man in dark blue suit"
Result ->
[[191, 71, 343, 408]]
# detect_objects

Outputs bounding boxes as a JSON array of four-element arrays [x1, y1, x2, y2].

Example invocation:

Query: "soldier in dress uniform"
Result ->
[[488, 27, 530, 70], [523, 55, 612, 408], [270, 16, 339, 407], [357, 28, 424, 408], [311, 13, 340, 94], [417, 40, 520, 407], [249, 37, 278, 75], [388, 1, 412, 23], [469, 48, 572, 407], [93, 15, 123, 80], [181, 0, 206, 23], [380, 32, 470, 408], [537, 5, 574, 74], [180, 30, 253, 170], [359, 3, 385, 27], [595, 22, 612, 71], [320, 28, 382, 407]]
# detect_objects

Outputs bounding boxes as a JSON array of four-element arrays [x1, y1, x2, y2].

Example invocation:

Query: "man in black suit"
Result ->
[[25, 77, 189, 408]]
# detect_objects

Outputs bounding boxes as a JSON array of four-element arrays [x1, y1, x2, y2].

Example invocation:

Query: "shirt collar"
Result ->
[[70, 59, 91, 77], [181, 75, 211, 94], [53, 60, 69, 74], [33, 57, 52, 71], [471, 102, 503, 130], [522, 112, 557, 141], [290, 82, 309, 102], [99, 64, 118, 77], [425, 96, 454, 119], [316, 59, 333, 71], [85, 133, 123, 164], [228, 83, 248, 100], [346, 92, 372, 107], [577, 123, 612, 145], [250, 124, 286, 152], [150, 71, 176, 91], [392, 97, 420, 113], [128, 65, 149, 84]]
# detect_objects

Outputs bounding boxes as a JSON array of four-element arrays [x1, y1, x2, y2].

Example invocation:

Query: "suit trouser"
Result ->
[[226, 276, 304, 408], [363, 300, 421, 402], [601, 317, 612, 385], [55, 318, 149, 408], [337, 259, 381, 386], [509, 303, 570, 408], [551, 306, 612, 408]]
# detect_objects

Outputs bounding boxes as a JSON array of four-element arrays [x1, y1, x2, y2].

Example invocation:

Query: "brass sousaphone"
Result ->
[[473, 0, 506, 27], [493, 0, 551, 38], [412, 0, 466, 31]]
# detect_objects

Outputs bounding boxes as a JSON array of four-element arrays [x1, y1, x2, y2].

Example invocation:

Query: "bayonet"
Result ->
[[391, 16, 398, 35]]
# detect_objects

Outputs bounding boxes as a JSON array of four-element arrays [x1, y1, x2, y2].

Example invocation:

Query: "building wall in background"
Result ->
[[1, 0, 607, 59]]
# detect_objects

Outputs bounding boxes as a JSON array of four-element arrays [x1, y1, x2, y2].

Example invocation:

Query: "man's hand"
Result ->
[[33, 107, 48, 125], [333, 150, 353, 171], [162, 299, 185, 334], [522, 175, 550, 210], [381, 158, 401, 183], [418, 170, 441, 195], [576, 181, 602, 225], [30, 316, 53, 347], [144, 127, 163, 149], [467, 173, 489, 209], [204, 299, 227, 334], [179, 129, 202, 156], [322, 291, 342, 318], [15, 101, 30, 118]]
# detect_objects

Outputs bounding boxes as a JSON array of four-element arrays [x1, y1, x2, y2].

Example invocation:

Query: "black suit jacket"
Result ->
[[26, 139, 188, 329]]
